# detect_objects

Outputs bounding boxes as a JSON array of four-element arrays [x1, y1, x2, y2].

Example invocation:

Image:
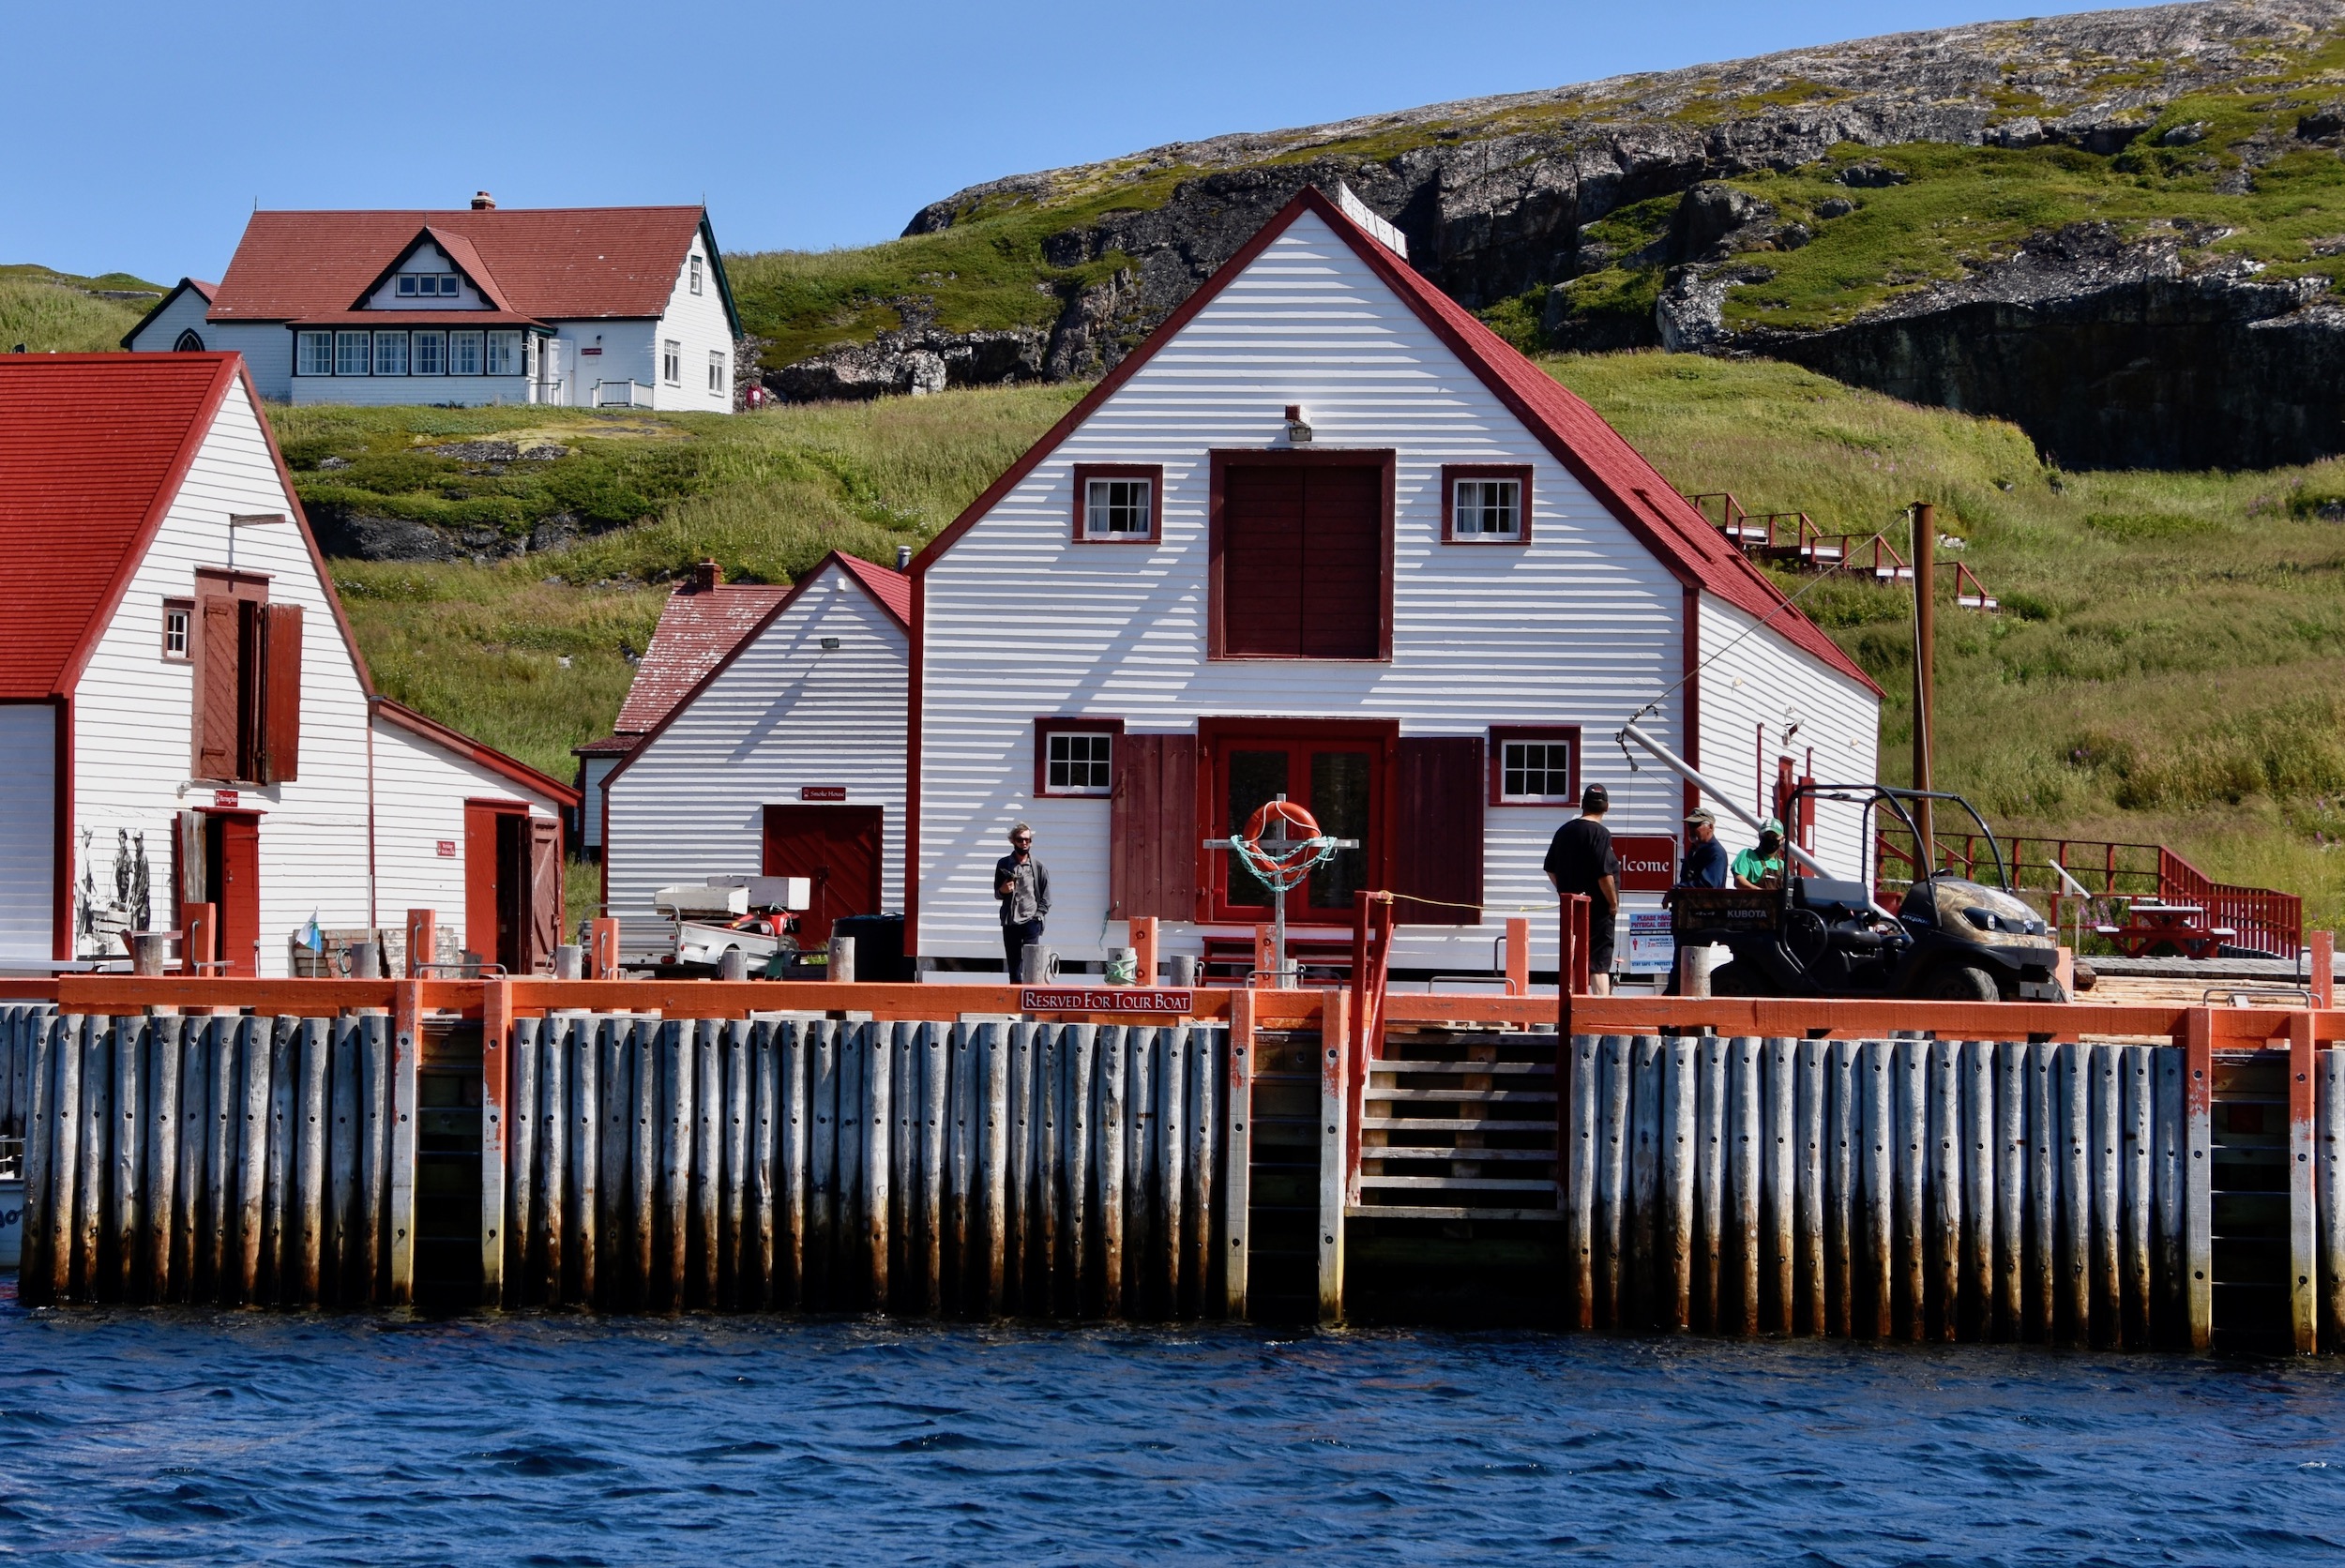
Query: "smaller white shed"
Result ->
[[602, 551, 911, 956]]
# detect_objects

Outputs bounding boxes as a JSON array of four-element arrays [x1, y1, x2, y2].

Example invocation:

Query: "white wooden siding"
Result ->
[[1696, 593, 1882, 884], [0, 703, 56, 965], [369, 714, 561, 955], [605, 561, 907, 935], [648, 229, 734, 413], [363, 243, 495, 310], [288, 372, 536, 408], [580, 755, 620, 850], [123, 289, 215, 354], [916, 209, 1701, 970], [559, 320, 658, 410], [69, 380, 377, 976], [166, 324, 293, 400]]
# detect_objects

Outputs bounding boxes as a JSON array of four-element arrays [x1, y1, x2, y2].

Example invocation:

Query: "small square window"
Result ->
[[397, 275, 418, 296], [1070, 465, 1163, 543], [1046, 731, 1113, 794], [1442, 465, 1533, 544], [662, 339, 682, 384], [437, 274, 459, 296], [161, 599, 192, 660], [1489, 727, 1580, 805]]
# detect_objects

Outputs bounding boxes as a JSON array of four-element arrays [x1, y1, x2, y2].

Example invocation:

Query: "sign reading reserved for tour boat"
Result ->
[[1021, 988, 1196, 1014]]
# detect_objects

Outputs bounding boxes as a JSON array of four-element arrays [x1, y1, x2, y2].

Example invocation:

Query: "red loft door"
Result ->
[[762, 805, 884, 949]]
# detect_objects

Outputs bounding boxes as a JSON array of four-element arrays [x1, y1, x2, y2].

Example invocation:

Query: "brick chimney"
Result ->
[[471, 190, 496, 211], [692, 558, 721, 592]]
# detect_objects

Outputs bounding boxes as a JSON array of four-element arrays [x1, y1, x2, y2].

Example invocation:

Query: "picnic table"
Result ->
[[2095, 900, 2235, 959]]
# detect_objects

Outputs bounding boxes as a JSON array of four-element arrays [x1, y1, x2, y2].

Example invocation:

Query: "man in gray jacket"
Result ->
[[993, 822, 1051, 979]]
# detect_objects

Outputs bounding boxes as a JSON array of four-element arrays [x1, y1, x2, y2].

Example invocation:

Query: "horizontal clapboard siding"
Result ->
[[1697, 593, 1881, 883], [606, 562, 908, 944], [918, 209, 1696, 968], [70, 381, 376, 974], [370, 716, 564, 957]]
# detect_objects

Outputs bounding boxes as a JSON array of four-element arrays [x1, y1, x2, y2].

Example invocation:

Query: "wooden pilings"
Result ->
[[1562, 1034, 2200, 1345], [19, 1011, 401, 1308], [489, 1015, 1236, 1318]]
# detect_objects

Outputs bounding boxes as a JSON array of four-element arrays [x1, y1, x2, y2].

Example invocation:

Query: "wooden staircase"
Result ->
[[1350, 1027, 1561, 1223], [1687, 490, 1998, 611]]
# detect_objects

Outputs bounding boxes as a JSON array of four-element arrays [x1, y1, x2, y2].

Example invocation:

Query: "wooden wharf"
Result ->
[[6, 947, 2345, 1351]]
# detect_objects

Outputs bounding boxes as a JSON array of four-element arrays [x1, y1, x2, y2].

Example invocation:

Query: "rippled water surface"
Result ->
[[5, 1279, 2345, 1564]]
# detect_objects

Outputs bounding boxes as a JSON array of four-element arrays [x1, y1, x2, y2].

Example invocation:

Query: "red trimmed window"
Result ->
[[1488, 725, 1580, 806], [1072, 464, 1161, 542], [1442, 464, 1532, 543], [1035, 716, 1123, 797]]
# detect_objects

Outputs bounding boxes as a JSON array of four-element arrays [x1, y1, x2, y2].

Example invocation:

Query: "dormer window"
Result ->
[[396, 273, 461, 298]]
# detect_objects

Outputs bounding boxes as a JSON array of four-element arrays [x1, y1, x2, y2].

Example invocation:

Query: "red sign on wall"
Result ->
[[800, 786, 848, 801], [436, 840, 457, 858], [212, 790, 238, 808], [1612, 834, 1679, 892]]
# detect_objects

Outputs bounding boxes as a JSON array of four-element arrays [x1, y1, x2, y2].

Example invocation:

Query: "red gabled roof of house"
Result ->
[[834, 550, 914, 626], [611, 576, 793, 735], [207, 206, 709, 324], [187, 279, 218, 302], [0, 353, 240, 698], [913, 186, 1880, 697]]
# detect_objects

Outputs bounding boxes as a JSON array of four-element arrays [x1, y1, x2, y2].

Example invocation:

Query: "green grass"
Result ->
[[306, 354, 2345, 929], [0, 278, 150, 353]]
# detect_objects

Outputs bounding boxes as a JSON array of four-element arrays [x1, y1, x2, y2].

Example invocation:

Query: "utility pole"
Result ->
[[1911, 501, 1936, 870]]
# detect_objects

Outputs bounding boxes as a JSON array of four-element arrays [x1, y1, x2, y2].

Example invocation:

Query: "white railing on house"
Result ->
[[529, 378, 566, 407], [593, 379, 654, 409]]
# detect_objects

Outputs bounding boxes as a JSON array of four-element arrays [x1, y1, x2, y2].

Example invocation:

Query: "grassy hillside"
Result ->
[[293, 356, 2345, 927], [0, 264, 167, 354]]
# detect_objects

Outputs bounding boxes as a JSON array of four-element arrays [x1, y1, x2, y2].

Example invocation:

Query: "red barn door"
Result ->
[[762, 805, 884, 949]]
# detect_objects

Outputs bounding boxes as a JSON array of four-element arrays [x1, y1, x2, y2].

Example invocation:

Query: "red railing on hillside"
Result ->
[[1873, 830, 2302, 957], [1686, 490, 2002, 600]]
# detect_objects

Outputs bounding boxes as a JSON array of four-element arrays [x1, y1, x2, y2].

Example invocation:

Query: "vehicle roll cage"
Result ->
[[1790, 781, 2011, 896]]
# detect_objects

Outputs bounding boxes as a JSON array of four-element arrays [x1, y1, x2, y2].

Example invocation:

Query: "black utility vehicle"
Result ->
[[1670, 784, 2067, 1003]]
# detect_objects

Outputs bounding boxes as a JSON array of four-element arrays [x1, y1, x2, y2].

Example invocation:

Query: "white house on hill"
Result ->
[[0, 354, 574, 976], [124, 195, 739, 413], [905, 186, 1884, 975], [601, 551, 912, 957]]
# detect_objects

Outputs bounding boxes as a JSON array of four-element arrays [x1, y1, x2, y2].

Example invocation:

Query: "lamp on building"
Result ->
[[1284, 404, 1313, 444]]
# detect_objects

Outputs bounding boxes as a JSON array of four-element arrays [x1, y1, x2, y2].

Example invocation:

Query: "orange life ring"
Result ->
[[1240, 800, 1325, 876]]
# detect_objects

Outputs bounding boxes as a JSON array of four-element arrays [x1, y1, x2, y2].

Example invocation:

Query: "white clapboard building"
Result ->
[[0, 353, 575, 976], [123, 194, 738, 413], [601, 551, 911, 957], [905, 186, 1883, 974]]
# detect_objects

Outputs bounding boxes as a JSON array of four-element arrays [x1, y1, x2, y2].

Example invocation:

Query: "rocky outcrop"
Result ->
[[760, 0, 2345, 466]]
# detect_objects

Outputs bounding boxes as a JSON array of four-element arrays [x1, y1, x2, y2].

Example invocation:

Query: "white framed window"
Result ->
[[1040, 725, 1115, 796], [662, 339, 681, 384], [449, 330, 483, 375], [485, 330, 522, 375], [296, 331, 334, 376], [1071, 465, 1162, 543], [708, 350, 726, 393], [412, 330, 446, 376], [396, 273, 460, 297], [161, 599, 191, 660], [1490, 727, 1581, 805], [372, 330, 409, 375], [334, 330, 371, 375], [690, 254, 704, 295], [1454, 478, 1520, 536]]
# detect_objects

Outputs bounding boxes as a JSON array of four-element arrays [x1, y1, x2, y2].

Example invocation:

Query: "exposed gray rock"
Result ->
[[308, 512, 461, 562], [1657, 267, 1732, 353]]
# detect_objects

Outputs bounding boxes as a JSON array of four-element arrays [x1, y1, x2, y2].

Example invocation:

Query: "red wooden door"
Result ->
[[762, 805, 884, 949], [1202, 723, 1392, 923], [214, 812, 260, 978]]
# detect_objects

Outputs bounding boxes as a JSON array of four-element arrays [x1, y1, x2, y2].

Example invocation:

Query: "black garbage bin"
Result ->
[[829, 913, 909, 983]]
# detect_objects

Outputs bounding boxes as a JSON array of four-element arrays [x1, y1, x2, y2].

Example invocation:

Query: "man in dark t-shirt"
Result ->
[[1544, 783, 1620, 994]]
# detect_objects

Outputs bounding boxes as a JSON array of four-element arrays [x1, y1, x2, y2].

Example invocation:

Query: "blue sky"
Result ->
[[8, 0, 2124, 281]]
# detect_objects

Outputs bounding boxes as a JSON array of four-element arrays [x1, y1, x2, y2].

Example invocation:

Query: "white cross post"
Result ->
[[1204, 793, 1360, 988]]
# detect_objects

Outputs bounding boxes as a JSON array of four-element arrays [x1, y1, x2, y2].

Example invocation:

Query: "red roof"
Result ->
[[612, 578, 792, 735], [834, 550, 914, 626], [207, 206, 729, 326], [187, 279, 218, 302], [914, 187, 1880, 697], [0, 353, 240, 698]]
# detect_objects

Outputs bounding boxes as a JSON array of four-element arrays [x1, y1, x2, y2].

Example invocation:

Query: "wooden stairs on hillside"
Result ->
[[1687, 491, 1999, 611]]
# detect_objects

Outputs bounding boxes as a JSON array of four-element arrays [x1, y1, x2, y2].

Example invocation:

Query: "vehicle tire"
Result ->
[[1710, 959, 1772, 998], [1923, 964, 2001, 1002]]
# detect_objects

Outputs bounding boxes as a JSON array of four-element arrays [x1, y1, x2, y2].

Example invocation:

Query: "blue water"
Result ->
[[4, 1277, 2343, 1564]]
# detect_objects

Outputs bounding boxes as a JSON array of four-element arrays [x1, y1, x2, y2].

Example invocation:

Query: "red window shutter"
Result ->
[[1392, 736, 1483, 927], [1110, 732, 1198, 921], [1300, 467, 1382, 659], [257, 603, 302, 784], [527, 815, 564, 972], [193, 596, 239, 779], [1222, 468, 1305, 656]]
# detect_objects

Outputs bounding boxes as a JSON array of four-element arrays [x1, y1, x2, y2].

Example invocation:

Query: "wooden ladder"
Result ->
[[1349, 1027, 1561, 1223]]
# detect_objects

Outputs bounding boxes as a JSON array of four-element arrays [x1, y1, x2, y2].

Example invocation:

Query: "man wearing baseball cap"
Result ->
[[1678, 807, 1728, 890], [1544, 783, 1620, 994]]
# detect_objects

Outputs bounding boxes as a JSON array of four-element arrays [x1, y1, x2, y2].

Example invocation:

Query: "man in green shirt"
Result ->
[[1731, 819, 1789, 890]]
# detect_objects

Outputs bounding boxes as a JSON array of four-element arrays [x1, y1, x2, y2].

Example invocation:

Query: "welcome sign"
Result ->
[[1611, 834, 1679, 892]]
